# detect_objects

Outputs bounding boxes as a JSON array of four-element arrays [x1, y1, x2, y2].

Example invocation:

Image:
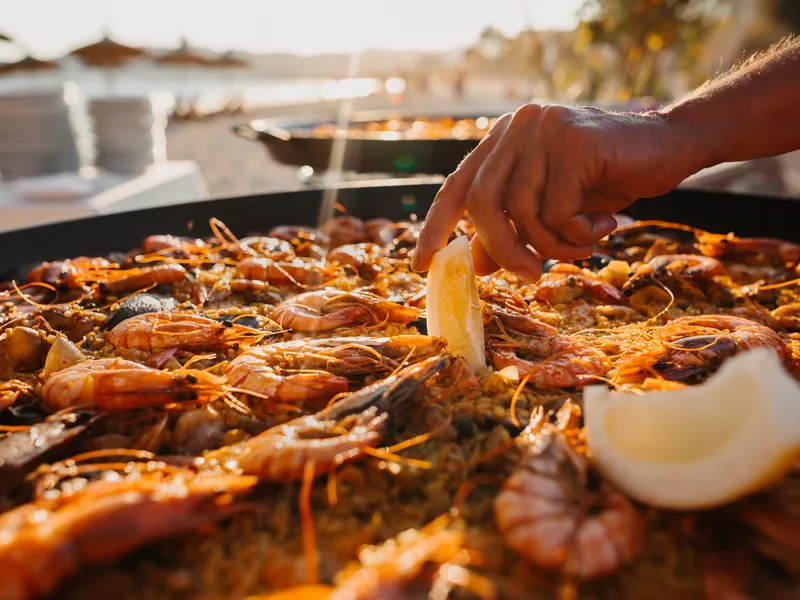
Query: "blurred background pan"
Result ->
[[232, 110, 500, 175]]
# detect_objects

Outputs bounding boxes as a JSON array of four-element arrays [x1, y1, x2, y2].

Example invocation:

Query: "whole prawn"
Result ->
[[236, 257, 336, 288], [622, 254, 730, 302], [484, 304, 610, 388], [27, 257, 113, 289], [207, 355, 447, 481], [698, 232, 800, 267], [42, 358, 229, 410], [271, 288, 418, 332], [225, 335, 446, 403], [527, 263, 627, 306], [0, 468, 257, 600], [617, 314, 789, 383], [495, 406, 644, 580], [107, 311, 262, 353], [327, 243, 383, 279]]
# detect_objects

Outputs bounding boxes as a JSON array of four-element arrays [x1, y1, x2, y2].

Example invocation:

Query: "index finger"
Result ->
[[411, 113, 512, 272], [465, 118, 543, 282]]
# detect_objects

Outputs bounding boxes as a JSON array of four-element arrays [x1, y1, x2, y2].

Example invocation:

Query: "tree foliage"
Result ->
[[578, 0, 730, 100]]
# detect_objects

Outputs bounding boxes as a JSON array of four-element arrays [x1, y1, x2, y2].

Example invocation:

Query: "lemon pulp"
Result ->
[[426, 235, 485, 372], [585, 349, 800, 509]]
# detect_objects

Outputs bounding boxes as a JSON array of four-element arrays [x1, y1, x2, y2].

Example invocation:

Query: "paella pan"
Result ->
[[0, 181, 799, 600]]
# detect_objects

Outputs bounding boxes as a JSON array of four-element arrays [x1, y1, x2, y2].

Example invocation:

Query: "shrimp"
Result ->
[[495, 409, 644, 580], [622, 254, 731, 302], [225, 335, 446, 403], [27, 257, 113, 288], [271, 288, 418, 332], [269, 225, 330, 248], [107, 311, 261, 353], [598, 219, 702, 262], [526, 263, 627, 306], [91, 264, 188, 295], [207, 355, 447, 481], [35, 260, 188, 294], [773, 303, 800, 331], [363, 218, 393, 244], [328, 516, 494, 600], [268, 226, 328, 259], [233, 236, 296, 260], [0, 469, 257, 600], [374, 222, 421, 258], [141, 235, 207, 257], [484, 305, 610, 388], [327, 243, 382, 279], [698, 232, 800, 266], [236, 257, 335, 287], [42, 358, 228, 410], [617, 315, 788, 382], [320, 216, 366, 248]]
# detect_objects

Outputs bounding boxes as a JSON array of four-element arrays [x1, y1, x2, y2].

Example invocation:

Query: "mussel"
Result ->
[[101, 293, 176, 330]]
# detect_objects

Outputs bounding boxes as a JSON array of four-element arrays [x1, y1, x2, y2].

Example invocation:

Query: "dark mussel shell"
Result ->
[[101, 293, 176, 330], [0, 396, 46, 427], [216, 314, 261, 330], [542, 254, 615, 273], [409, 317, 428, 335], [604, 222, 699, 250]]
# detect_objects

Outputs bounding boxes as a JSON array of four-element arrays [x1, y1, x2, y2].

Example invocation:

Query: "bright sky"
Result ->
[[0, 0, 582, 58]]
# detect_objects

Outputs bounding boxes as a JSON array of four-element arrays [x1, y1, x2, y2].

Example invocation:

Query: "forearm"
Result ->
[[658, 36, 800, 173]]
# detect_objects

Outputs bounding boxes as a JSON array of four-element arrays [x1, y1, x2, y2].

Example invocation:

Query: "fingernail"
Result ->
[[518, 269, 541, 284], [592, 214, 617, 239]]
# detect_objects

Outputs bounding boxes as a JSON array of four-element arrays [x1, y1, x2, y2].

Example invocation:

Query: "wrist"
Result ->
[[648, 106, 721, 181]]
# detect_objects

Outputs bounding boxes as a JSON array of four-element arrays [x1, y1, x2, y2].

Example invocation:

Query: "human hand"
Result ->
[[411, 103, 699, 281]]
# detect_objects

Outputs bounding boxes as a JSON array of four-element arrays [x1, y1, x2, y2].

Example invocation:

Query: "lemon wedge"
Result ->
[[585, 349, 800, 509], [426, 235, 485, 371]]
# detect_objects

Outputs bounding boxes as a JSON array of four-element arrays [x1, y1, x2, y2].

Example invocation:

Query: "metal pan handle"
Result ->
[[231, 124, 259, 140]]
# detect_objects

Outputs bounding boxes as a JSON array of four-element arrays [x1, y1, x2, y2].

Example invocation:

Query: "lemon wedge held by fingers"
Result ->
[[585, 349, 800, 509], [426, 235, 486, 372]]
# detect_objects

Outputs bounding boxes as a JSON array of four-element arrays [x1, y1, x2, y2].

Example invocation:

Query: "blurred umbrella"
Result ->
[[68, 35, 146, 94], [0, 55, 58, 75], [68, 35, 146, 68], [154, 39, 210, 66]]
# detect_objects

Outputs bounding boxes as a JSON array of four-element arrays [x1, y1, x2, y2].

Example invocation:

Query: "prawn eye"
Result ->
[[185, 374, 199, 385]]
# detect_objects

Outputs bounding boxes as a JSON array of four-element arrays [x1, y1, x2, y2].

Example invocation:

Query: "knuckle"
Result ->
[[437, 172, 465, 197], [495, 112, 514, 127], [513, 103, 542, 122], [539, 104, 570, 132]]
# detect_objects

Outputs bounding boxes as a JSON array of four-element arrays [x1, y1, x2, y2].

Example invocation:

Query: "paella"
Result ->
[[311, 116, 499, 141], [0, 212, 799, 600]]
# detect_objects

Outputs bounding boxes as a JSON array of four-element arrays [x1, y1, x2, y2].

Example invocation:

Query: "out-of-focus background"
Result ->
[[0, 0, 798, 230]]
